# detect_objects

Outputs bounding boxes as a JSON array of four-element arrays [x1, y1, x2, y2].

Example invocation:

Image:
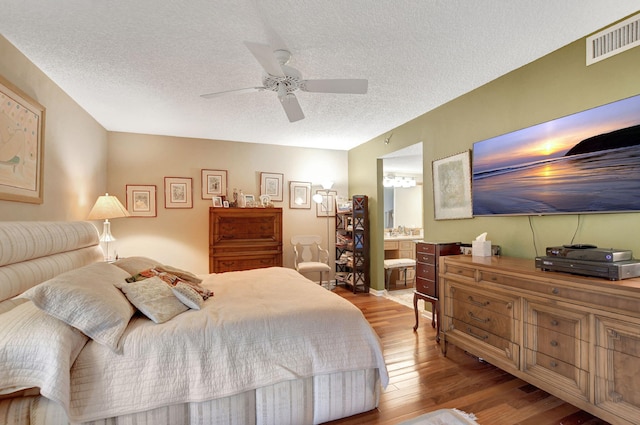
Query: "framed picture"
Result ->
[[126, 184, 157, 217], [212, 196, 223, 207], [432, 151, 472, 220], [223, 200, 229, 208], [164, 177, 193, 209], [244, 194, 255, 205], [316, 190, 337, 217], [289, 181, 311, 209], [0, 74, 46, 204], [260, 172, 284, 202], [201, 169, 227, 199]]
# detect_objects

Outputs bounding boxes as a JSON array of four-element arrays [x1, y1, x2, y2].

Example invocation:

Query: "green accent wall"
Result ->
[[349, 37, 640, 291]]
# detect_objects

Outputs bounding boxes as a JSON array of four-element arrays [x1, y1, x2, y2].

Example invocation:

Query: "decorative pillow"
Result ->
[[112, 256, 159, 275], [19, 262, 134, 353], [154, 264, 203, 284], [119, 276, 189, 323], [171, 282, 203, 310], [126, 268, 213, 300]]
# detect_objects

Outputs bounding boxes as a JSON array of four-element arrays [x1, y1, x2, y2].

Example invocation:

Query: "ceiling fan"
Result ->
[[200, 42, 368, 122]]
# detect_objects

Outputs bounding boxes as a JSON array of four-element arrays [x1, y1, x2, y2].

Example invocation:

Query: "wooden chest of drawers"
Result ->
[[209, 207, 282, 273], [413, 241, 460, 336], [440, 255, 640, 425]]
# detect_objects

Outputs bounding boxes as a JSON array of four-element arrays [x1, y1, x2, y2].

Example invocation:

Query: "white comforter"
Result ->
[[66, 267, 388, 422]]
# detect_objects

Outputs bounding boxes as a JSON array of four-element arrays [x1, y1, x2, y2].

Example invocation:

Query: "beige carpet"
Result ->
[[396, 408, 479, 425], [384, 288, 433, 321]]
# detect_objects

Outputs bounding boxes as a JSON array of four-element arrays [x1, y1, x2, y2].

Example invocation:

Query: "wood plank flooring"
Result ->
[[324, 287, 610, 425]]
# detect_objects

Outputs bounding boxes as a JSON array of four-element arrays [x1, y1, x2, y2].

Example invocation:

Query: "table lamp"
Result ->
[[88, 192, 130, 261]]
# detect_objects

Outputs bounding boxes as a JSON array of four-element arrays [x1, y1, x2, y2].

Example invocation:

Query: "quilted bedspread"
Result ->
[[66, 267, 388, 422]]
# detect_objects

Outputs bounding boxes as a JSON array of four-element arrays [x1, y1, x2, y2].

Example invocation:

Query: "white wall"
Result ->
[[107, 132, 348, 275]]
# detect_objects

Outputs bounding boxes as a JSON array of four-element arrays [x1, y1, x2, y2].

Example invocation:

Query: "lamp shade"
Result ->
[[88, 193, 130, 220]]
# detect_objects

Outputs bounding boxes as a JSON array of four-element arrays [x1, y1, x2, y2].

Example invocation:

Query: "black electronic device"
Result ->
[[545, 246, 632, 262], [535, 256, 640, 280]]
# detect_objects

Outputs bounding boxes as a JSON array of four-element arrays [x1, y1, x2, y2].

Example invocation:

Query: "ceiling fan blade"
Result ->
[[302, 79, 368, 94], [200, 87, 265, 99], [244, 41, 285, 77], [280, 94, 305, 122]]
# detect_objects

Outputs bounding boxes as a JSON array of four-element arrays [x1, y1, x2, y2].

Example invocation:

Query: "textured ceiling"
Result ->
[[1, 1, 638, 151]]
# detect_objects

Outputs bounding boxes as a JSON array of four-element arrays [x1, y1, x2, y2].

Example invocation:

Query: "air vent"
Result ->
[[586, 13, 640, 65]]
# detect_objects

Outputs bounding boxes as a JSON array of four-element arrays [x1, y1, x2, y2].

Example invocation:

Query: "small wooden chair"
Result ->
[[384, 258, 416, 291], [291, 235, 332, 287]]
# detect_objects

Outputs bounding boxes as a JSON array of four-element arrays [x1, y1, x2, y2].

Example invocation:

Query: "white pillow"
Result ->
[[171, 282, 204, 310], [0, 302, 88, 397], [112, 256, 160, 275], [20, 262, 134, 353], [119, 277, 189, 323]]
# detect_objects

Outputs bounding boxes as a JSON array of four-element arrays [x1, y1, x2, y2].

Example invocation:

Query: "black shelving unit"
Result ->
[[335, 195, 369, 293]]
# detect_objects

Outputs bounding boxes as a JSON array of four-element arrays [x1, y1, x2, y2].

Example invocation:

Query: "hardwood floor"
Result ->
[[324, 287, 610, 425]]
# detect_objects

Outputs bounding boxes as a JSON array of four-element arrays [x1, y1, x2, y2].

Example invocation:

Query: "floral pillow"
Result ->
[[118, 276, 189, 324]]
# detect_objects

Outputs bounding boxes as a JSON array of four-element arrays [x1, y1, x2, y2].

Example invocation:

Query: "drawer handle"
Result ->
[[550, 340, 558, 347], [467, 327, 489, 341], [468, 312, 490, 324], [550, 361, 558, 368], [550, 319, 559, 326], [551, 288, 559, 295], [467, 296, 490, 307]]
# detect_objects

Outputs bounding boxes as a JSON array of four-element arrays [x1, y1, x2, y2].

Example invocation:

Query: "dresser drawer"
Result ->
[[452, 318, 512, 351], [416, 277, 436, 297], [451, 287, 515, 317], [442, 262, 476, 280], [532, 329, 578, 364], [416, 243, 435, 254], [399, 240, 415, 251], [524, 349, 588, 400], [416, 252, 434, 264], [384, 240, 399, 250], [416, 262, 435, 280], [452, 298, 513, 339], [212, 254, 280, 273]]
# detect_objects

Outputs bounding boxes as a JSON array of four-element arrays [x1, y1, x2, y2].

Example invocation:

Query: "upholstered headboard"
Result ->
[[0, 221, 104, 304]]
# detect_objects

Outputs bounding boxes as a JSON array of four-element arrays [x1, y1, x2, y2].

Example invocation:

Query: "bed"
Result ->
[[0, 221, 388, 425]]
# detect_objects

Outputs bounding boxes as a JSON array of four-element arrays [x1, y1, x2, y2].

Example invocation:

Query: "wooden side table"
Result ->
[[413, 241, 460, 341]]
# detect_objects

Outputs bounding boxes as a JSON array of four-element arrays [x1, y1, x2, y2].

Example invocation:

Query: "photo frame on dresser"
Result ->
[[126, 184, 157, 217], [0, 74, 46, 204], [260, 172, 284, 202], [164, 177, 193, 209]]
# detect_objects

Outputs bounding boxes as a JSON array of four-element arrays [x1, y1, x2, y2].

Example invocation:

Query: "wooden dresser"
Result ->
[[440, 254, 640, 425], [209, 207, 282, 273], [413, 242, 460, 338]]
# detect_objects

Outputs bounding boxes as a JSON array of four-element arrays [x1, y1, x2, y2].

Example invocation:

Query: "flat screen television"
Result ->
[[472, 94, 640, 216]]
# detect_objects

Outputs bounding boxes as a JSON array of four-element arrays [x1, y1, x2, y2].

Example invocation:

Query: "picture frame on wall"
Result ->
[[289, 181, 311, 209], [260, 172, 284, 202], [164, 177, 193, 209], [316, 190, 337, 217], [126, 184, 157, 217], [0, 74, 46, 204], [432, 151, 472, 220], [201, 169, 227, 199]]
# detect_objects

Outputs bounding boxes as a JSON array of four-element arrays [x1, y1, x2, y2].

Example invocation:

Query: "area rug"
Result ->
[[397, 408, 479, 425]]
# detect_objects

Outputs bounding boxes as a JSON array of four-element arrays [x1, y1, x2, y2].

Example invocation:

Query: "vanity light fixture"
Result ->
[[383, 176, 416, 188]]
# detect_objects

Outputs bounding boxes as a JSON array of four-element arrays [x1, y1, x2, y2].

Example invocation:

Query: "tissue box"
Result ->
[[472, 240, 492, 257]]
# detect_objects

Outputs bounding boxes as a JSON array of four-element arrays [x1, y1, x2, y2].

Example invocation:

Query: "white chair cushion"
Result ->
[[384, 258, 416, 269], [297, 262, 332, 273]]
